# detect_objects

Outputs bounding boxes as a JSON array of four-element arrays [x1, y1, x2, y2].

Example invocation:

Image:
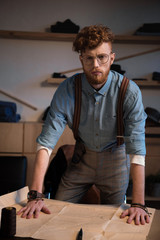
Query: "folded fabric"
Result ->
[[0, 101, 21, 122], [145, 107, 160, 124], [111, 64, 125, 75], [152, 72, 160, 81], [50, 19, 80, 33], [134, 23, 160, 36], [42, 106, 50, 121], [52, 72, 67, 78]]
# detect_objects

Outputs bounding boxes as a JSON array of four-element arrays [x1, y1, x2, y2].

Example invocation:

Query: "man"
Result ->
[[18, 25, 150, 225]]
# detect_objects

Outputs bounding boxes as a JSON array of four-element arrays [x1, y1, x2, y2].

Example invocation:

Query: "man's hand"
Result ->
[[17, 199, 51, 219], [120, 206, 150, 225]]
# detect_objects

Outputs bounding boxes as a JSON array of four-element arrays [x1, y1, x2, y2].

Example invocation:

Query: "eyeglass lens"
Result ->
[[83, 54, 110, 65]]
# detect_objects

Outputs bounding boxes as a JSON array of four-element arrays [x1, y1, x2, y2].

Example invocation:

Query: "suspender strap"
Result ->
[[117, 76, 129, 146], [72, 74, 82, 140], [72, 74, 129, 145]]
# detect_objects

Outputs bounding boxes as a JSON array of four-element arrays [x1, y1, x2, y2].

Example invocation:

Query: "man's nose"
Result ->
[[93, 57, 100, 67]]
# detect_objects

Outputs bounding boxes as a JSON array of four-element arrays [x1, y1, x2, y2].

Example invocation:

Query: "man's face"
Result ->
[[80, 42, 115, 89]]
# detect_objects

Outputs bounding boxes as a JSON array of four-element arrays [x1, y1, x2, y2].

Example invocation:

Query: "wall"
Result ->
[[0, 0, 160, 121]]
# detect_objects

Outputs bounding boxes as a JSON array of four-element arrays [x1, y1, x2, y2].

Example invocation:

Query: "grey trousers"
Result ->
[[55, 144, 130, 205]]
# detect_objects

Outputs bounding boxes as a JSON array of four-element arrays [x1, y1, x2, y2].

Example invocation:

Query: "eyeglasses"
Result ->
[[81, 53, 112, 66]]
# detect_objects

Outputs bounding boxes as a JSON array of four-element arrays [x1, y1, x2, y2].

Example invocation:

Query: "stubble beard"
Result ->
[[84, 67, 110, 87]]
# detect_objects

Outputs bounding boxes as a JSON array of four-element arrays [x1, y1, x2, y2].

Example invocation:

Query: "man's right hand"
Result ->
[[17, 199, 51, 219]]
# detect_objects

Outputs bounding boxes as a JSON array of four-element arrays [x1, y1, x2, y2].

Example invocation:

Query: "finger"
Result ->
[[33, 202, 43, 218], [42, 205, 51, 214], [26, 207, 37, 219], [33, 206, 42, 218], [127, 213, 135, 224], [37, 200, 51, 214], [22, 202, 38, 219], [26, 211, 34, 219], [120, 209, 129, 218], [135, 212, 141, 225], [34, 209, 41, 218], [21, 209, 31, 218], [145, 214, 150, 224], [17, 207, 27, 215], [140, 214, 146, 225]]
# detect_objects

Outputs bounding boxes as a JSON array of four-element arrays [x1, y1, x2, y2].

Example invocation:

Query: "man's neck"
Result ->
[[91, 81, 106, 91]]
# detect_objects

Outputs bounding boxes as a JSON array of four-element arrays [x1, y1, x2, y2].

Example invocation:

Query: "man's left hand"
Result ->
[[120, 207, 150, 225]]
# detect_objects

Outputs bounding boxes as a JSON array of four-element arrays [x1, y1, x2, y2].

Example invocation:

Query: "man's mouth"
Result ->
[[91, 70, 102, 75]]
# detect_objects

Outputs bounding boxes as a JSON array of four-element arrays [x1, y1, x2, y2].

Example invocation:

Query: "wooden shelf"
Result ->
[[0, 30, 160, 44], [46, 78, 66, 84], [46, 78, 160, 88], [146, 127, 160, 135], [133, 80, 160, 88], [114, 35, 160, 44], [145, 127, 160, 138], [0, 30, 76, 42]]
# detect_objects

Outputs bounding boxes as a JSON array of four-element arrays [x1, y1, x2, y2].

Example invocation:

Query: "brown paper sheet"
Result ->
[[0, 187, 158, 240]]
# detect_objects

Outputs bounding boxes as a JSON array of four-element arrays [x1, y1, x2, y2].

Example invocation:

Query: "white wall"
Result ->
[[0, 0, 160, 121]]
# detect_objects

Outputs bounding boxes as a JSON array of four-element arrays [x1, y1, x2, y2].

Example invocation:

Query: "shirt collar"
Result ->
[[82, 71, 112, 96]]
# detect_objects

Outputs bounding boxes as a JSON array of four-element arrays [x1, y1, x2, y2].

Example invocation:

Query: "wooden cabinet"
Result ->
[[23, 122, 43, 153], [145, 136, 160, 176], [0, 122, 23, 153], [0, 122, 75, 187], [0, 121, 160, 188]]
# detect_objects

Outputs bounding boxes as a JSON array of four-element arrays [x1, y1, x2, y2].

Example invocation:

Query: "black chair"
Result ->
[[0, 156, 27, 195]]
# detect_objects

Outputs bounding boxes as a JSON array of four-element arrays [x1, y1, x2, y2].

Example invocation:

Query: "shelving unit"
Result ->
[[145, 127, 160, 135], [46, 77, 160, 88], [1, 29, 160, 89], [133, 80, 160, 88], [1, 29, 159, 205], [1, 30, 160, 44]]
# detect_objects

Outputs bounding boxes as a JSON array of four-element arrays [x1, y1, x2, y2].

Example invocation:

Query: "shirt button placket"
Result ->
[[94, 95, 101, 150]]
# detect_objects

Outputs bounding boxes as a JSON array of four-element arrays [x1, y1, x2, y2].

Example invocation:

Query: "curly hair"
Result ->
[[73, 25, 115, 53]]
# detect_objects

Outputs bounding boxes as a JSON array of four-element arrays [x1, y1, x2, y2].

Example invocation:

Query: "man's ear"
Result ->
[[111, 52, 116, 65], [79, 55, 83, 64]]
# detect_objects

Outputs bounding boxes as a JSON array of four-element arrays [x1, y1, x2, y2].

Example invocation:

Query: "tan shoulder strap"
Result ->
[[117, 76, 129, 146], [72, 74, 82, 140]]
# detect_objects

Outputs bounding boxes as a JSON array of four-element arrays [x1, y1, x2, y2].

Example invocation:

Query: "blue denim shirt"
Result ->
[[37, 70, 147, 155]]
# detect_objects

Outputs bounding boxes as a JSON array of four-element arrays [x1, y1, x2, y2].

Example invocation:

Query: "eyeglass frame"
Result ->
[[80, 52, 113, 66]]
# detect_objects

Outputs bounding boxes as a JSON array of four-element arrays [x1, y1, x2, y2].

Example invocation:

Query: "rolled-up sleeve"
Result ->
[[123, 81, 147, 155], [36, 78, 75, 150]]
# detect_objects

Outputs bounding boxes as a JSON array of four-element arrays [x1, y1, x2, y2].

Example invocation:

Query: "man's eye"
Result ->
[[86, 56, 93, 60], [98, 55, 105, 60]]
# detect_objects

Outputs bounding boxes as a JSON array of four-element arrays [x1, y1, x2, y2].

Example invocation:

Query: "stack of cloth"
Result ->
[[134, 23, 160, 36], [152, 72, 160, 81], [111, 64, 126, 75], [145, 107, 160, 127], [0, 101, 21, 122], [50, 19, 80, 34]]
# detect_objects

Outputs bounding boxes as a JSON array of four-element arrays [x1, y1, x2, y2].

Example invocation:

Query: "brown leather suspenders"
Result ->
[[117, 76, 129, 146], [72, 74, 82, 140], [72, 74, 129, 146]]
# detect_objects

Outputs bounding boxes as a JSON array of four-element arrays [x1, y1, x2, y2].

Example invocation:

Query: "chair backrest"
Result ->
[[0, 156, 27, 195]]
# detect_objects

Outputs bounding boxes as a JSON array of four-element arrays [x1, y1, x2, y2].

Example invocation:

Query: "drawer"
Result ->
[[0, 122, 23, 153], [23, 122, 42, 153]]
